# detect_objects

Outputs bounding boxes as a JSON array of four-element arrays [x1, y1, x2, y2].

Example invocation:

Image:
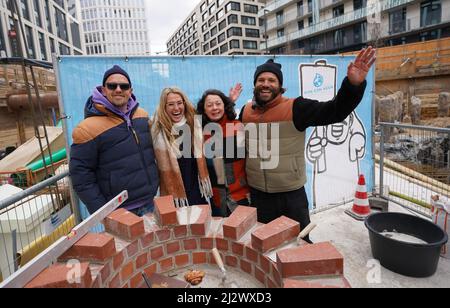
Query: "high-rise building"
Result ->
[[0, 0, 84, 60], [167, 0, 267, 56], [80, 0, 150, 56], [261, 0, 450, 55]]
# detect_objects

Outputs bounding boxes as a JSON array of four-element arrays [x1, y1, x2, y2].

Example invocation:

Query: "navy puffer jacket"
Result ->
[[70, 97, 159, 214]]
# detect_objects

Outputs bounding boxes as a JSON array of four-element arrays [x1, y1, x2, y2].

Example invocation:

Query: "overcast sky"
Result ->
[[146, 0, 200, 55]]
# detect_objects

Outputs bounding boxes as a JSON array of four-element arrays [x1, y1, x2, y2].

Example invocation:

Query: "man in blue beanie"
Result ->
[[70, 65, 159, 216]]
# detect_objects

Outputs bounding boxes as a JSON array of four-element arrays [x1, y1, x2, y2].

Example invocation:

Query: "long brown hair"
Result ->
[[153, 87, 196, 144]]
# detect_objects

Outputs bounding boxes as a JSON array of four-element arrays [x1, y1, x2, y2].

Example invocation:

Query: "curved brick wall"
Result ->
[[25, 196, 351, 288]]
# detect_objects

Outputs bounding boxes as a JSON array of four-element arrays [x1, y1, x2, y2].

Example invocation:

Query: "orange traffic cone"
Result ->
[[345, 174, 371, 221]]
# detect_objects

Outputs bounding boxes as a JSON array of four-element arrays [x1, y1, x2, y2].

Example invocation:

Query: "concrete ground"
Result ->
[[310, 201, 450, 288]]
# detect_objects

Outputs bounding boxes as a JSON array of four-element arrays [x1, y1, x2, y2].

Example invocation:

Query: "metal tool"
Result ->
[[211, 248, 238, 288]]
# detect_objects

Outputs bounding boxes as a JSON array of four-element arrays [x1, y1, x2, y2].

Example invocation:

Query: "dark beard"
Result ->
[[253, 86, 281, 107]]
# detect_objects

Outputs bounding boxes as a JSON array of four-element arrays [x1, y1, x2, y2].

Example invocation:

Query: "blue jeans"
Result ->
[[129, 203, 154, 217]]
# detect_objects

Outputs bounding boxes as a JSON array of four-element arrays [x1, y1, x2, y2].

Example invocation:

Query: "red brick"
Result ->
[[109, 273, 121, 288], [113, 251, 125, 271], [175, 254, 190, 267], [140, 232, 155, 249], [190, 205, 211, 236], [159, 257, 174, 272], [136, 253, 149, 269], [100, 263, 112, 284], [267, 278, 278, 288], [25, 263, 92, 288], [150, 246, 164, 260], [130, 273, 144, 288], [91, 276, 101, 288], [255, 267, 266, 285], [215, 238, 229, 251], [156, 229, 172, 242], [259, 256, 272, 274], [174, 225, 188, 238], [251, 216, 300, 253], [120, 261, 134, 281], [143, 263, 157, 277], [154, 195, 178, 226], [193, 252, 207, 264], [59, 233, 116, 262], [183, 239, 198, 250], [225, 255, 238, 268], [223, 206, 257, 240], [126, 240, 139, 258], [240, 259, 253, 275], [166, 241, 181, 254], [104, 208, 145, 240], [276, 242, 344, 278], [272, 263, 282, 287], [231, 242, 244, 256], [245, 246, 258, 263], [200, 237, 214, 249]]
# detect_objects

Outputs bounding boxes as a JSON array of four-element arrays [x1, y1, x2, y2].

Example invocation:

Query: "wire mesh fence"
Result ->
[[376, 122, 450, 217], [0, 170, 75, 282]]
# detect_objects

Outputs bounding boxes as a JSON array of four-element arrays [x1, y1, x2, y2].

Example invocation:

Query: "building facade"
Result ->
[[80, 0, 150, 56], [167, 0, 267, 56], [0, 0, 84, 60], [261, 0, 450, 55]]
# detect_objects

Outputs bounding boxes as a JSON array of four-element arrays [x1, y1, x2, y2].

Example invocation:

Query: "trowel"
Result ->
[[297, 223, 317, 245], [211, 248, 238, 288]]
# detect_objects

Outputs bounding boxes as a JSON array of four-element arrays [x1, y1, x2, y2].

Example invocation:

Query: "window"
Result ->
[[44, 0, 52, 33], [334, 29, 346, 47], [202, 23, 208, 32], [421, 0, 441, 27], [210, 38, 217, 48], [38, 32, 47, 60], [55, 8, 68, 42], [244, 4, 258, 14], [276, 11, 284, 26], [219, 19, 227, 31], [204, 32, 210, 41], [277, 28, 284, 38], [298, 20, 304, 30], [203, 43, 209, 52], [218, 32, 226, 43], [297, 1, 304, 16], [201, 2, 207, 12], [227, 27, 242, 38], [33, 0, 42, 27], [209, 16, 216, 26], [229, 39, 240, 49], [354, 0, 367, 10], [225, 2, 240, 13], [243, 40, 257, 49], [353, 22, 367, 43], [245, 28, 259, 38], [242, 16, 256, 25], [211, 26, 218, 37], [25, 25, 35, 58], [389, 8, 406, 34], [20, 0, 30, 20], [228, 14, 238, 24], [217, 9, 224, 20], [212, 48, 219, 55], [71, 21, 81, 49], [220, 43, 228, 53], [333, 5, 344, 18]]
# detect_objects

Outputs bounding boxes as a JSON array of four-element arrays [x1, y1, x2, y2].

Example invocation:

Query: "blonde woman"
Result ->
[[151, 87, 212, 207]]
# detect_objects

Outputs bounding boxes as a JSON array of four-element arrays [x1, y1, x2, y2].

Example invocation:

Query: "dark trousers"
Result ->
[[250, 186, 312, 243]]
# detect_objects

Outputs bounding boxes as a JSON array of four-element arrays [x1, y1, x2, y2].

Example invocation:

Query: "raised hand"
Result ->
[[347, 46, 376, 86], [229, 83, 243, 103]]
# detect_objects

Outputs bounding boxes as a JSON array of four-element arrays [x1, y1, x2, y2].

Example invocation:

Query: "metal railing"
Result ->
[[377, 122, 450, 217], [0, 170, 75, 282]]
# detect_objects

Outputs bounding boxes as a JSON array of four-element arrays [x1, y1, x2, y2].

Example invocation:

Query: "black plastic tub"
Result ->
[[365, 212, 448, 278]]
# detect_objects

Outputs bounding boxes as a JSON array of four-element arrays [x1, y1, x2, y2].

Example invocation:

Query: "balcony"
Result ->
[[258, 0, 292, 18], [320, 0, 344, 10], [264, 8, 312, 32], [261, 0, 417, 50]]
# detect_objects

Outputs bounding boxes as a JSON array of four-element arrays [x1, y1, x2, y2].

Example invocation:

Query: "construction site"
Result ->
[[0, 37, 449, 289]]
